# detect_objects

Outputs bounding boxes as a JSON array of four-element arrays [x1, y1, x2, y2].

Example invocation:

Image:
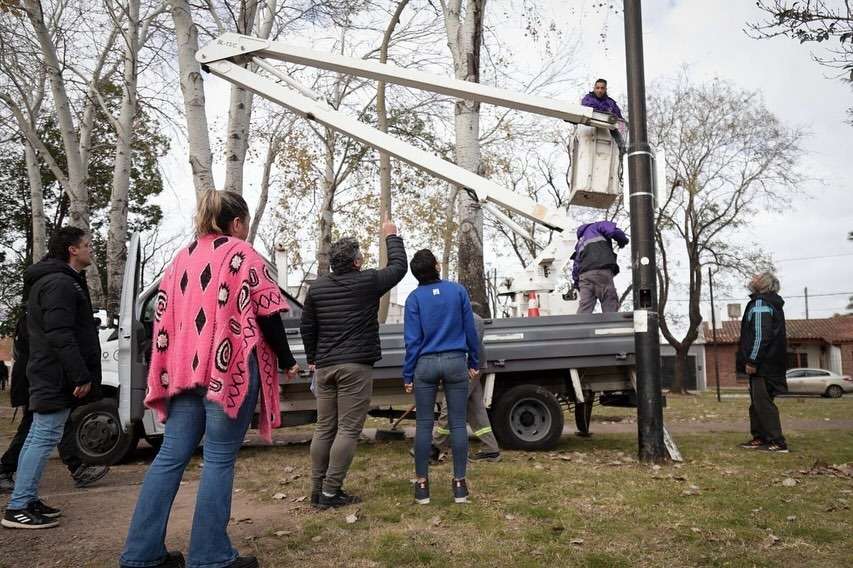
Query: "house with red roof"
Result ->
[[703, 315, 853, 388]]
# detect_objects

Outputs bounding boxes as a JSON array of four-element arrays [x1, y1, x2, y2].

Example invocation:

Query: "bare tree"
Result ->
[[376, 0, 410, 322], [168, 0, 215, 197], [440, 0, 489, 315], [0, 0, 121, 304], [103, 0, 168, 318], [648, 74, 803, 393], [748, 1, 853, 122]]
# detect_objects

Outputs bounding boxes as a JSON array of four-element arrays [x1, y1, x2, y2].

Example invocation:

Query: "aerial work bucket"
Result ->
[[569, 124, 621, 209]]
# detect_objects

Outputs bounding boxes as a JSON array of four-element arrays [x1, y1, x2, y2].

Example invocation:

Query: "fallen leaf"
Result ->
[[236, 517, 253, 525], [272, 493, 287, 500], [311, 535, 322, 543], [781, 478, 798, 487], [534, 464, 545, 471], [430, 516, 441, 527], [284, 466, 295, 473], [274, 530, 292, 537], [786, 516, 797, 522], [690, 527, 701, 533], [570, 538, 584, 546], [345, 513, 359, 524], [504, 514, 516, 521], [293, 496, 307, 503]]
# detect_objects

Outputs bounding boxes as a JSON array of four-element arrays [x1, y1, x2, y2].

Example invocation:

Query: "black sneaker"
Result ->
[[738, 438, 767, 450], [414, 479, 430, 505], [71, 464, 110, 488], [318, 489, 362, 510], [0, 471, 13, 493], [310, 491, 321, 508], [2, 508, 59, 529], [121, 551, 185, 568], [28, 499, 61, 519], [227, 556, 259, 568], [763, 442, 790, 453], [452, 478, 469, 504], [470, 450, 501, 462]]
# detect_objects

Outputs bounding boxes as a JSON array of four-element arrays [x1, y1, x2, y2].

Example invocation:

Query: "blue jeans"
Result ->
[[6, 408, 71, 510], [120, 355, 260, 568], [413, 352, 469, 480]]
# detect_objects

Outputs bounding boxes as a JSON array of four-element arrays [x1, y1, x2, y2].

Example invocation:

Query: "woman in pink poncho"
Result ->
[[120, 190, 299, 568]]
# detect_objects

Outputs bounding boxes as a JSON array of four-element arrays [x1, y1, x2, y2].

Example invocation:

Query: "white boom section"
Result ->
[[198, 52, 573, 232], [198, 33, 617, 130]]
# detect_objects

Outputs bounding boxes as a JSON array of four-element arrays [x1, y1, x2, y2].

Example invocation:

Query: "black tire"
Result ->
[[69, 399, 139, 465], [574, 395, 594, 436], [492, 385, 564, 451], [825, 385, 844, 399]]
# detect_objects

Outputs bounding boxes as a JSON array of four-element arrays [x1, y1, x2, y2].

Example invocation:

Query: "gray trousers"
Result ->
[[577, 269, 620, 314], [748, 376, 785, 444], [433, 376, 499, 453], [310, 363, 373, 494]]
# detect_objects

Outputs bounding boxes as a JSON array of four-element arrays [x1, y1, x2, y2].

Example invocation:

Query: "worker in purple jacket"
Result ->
[[581, 78, 625, 153], [571, 221, 629, 314]]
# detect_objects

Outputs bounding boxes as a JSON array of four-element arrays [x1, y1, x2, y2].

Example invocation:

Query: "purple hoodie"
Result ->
[[570, 221, 629, 286], [581, 92, 623, 120]]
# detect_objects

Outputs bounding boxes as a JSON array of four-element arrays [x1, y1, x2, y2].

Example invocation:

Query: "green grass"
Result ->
[[233, 426, 853, 568]]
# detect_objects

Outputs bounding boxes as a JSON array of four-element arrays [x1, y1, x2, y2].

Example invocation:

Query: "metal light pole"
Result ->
[[623, 0, 667, 463], [708, 267, 721, 403]]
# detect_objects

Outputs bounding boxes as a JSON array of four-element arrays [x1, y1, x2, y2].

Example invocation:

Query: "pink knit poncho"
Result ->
[[145, 234, 287, 441]]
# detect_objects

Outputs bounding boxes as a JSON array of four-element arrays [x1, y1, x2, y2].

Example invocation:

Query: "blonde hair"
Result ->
[[194, 190, 249, 236]]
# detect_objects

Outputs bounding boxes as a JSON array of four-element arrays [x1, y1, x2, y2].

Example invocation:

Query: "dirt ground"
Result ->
[[1, 394, 851, 567]]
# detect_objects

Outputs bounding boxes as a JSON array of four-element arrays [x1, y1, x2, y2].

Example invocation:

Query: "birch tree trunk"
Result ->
[[442, 0, 490, 315], [377, 0, 410, 322], [24, 141, 46, 261], [106, 0, 141, 320], [169, 0, 215, 198], [316, 129, 337, 276], [20, 0, 88, 229], [248, 138, 279, 244], [222, 0, 260, 194]]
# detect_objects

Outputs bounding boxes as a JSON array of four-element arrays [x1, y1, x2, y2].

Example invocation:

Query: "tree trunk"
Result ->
[[24, 141, 46, 261], [169, 0, 214, 198], [671, 345, 690, 394], [440, 186, 459, 279], [377, 0, 410, 323], [222, 0, 259, 194], [316, 130, 336, 276], [21, 0, 88, 229], [443, 0, 490, 315], [106, 0, 141, 321], [249, 139, 278, 244]]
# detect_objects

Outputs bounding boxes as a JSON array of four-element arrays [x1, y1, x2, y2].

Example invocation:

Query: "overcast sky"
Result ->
[[153, 0, 852, 323]]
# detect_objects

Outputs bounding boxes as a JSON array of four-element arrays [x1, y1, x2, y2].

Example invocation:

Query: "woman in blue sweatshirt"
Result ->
[[403, 249, 480, 505]]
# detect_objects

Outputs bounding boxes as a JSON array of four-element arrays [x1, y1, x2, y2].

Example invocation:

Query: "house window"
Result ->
[[787, 352, 808, 369]]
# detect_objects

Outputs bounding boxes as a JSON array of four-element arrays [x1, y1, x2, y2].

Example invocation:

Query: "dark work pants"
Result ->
[[577, 269, 620, 314], [748, 376, 785, 445], [0, 408, 81, 476]]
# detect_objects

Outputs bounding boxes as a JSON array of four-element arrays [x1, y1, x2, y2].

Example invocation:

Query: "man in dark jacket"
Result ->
[[737, 272, 789, 453], [571, 220, 629, 314], [301, 217, 407, 509], [3, 227, 103, 529], [0, 309, 108, 494], [0, 361, 7, 391]]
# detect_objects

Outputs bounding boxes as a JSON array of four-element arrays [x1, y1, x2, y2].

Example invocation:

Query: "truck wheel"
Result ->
[[69, 399, 139, 465], [574, 397, 594, 437], [493, 385, 564, 451]]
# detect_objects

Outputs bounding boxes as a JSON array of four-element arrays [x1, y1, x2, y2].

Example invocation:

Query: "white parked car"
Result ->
[[785, 368, 853, 398]]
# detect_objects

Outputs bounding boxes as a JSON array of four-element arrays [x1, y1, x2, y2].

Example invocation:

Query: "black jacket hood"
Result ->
[[23, 258, 83, 298]]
